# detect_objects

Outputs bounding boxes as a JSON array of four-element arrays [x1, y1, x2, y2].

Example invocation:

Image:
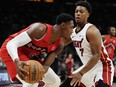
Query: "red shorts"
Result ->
[[1, 38, 30, 81]]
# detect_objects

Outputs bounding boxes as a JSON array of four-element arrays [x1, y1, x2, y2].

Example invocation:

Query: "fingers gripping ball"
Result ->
[[23, 60, 45, 84]]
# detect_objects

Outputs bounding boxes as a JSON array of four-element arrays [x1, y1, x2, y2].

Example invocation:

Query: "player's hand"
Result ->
[[70, 72, 83, 87], [15, 59, 29, 80]]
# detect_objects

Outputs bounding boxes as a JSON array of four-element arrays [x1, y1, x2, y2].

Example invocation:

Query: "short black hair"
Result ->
[[56, 13, 74, 25], [75, 0, 92, 14]]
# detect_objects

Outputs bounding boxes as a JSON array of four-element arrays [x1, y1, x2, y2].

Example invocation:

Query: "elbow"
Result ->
[[6, 41, 17, 52], [97, 54, 100, 60], [6, 41, 12, 51], [93, 53, 100, 62]]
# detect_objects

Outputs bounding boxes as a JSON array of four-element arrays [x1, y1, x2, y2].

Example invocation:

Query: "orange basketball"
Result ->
[[23, 60, 45, 84]]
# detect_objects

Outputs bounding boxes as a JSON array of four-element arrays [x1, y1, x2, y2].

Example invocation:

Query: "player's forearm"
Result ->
[[43, 53, 56, 73], [80, 55, 100, 75]]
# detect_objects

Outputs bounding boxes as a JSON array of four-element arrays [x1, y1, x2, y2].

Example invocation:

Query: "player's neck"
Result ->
[[109, 34, 115, 39], [76, 21, 87, 28], [76, 22, 87, 32], [49, 25, 61, 44]]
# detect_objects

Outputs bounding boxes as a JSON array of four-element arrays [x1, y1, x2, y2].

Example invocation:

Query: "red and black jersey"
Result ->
[[103, 35, 116, 60]]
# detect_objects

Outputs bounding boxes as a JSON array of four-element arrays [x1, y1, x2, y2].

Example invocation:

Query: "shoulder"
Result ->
[[27, 23, 47, 39], [87, 25, 100, 35], [86, 24, 101, 41], [29, 23, 47, 31]]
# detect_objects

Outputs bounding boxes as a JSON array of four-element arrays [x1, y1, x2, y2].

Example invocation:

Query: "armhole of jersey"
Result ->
[[86, 30, 89, 43], [85, 24, 93, 43], [34, 32, 47, 41]]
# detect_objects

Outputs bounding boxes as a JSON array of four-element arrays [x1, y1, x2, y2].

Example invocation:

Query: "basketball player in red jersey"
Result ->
[[0, 13, 74, 87], [60, 1, 114, 87], [102, 26, 116, 83], [102, 26, 116, 60], [65, 53, 74, 75]]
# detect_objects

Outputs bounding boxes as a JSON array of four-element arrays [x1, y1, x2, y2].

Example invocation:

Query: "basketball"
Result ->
[[23, 60, 45, 84]]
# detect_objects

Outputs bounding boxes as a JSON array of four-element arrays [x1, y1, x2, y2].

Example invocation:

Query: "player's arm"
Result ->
[[79, 25, 101, 75], [42, 41, 64, 73]]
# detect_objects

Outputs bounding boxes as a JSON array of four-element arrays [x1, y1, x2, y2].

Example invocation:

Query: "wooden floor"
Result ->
[[0, 83, 116, 87], [113, 83, 116, 87]]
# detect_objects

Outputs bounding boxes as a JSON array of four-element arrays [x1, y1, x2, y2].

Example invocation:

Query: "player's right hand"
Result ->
[[70, 72, 83, 87], [15, 59, 29, 80]]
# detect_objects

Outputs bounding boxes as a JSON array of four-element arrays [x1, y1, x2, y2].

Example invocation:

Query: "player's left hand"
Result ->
[[70, 72, 83, 87]]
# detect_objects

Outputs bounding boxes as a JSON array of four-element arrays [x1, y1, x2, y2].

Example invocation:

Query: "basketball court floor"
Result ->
[[113, 83, 116, 87], [0, 83, 116, 87]]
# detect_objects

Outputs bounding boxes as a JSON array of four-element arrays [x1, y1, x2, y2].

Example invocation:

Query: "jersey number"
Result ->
[[79, 48, 84, 56]]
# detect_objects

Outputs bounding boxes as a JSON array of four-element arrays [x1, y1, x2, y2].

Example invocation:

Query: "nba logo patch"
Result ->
[[51, 46, 56, 51]]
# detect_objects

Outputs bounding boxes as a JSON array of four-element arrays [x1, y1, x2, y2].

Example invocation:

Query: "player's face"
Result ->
[[75, 6, 89, 24], [110, 27, 116, 36], [62, 21, 74, 39], [68, 54, 73, 58]]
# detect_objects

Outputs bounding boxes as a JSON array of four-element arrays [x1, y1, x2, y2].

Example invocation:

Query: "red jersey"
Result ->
[[65, 58, 73, 74], [1, 23, 62, 63], [103, 35, 116, 60]]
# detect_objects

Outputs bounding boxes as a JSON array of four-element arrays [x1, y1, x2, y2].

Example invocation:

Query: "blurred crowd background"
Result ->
[[0, 0, 116, 85]]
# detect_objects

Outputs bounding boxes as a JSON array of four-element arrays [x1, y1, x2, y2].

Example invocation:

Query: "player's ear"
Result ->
[[61, 22, 65, 28], [87, 12, 90, 18]]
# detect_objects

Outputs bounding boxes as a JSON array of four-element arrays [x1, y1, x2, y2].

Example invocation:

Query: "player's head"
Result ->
[[108, 26, 116, 36], [68, 53, 73, 58], [75, 0, 92, 24], [56, 13, 74, 39]]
